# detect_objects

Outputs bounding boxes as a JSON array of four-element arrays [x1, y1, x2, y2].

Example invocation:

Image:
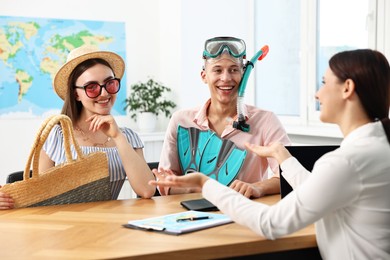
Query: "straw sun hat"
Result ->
[[54, 45, 125, 100]]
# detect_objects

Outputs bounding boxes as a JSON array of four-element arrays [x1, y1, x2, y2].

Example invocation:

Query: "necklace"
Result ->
[[74, 126, 111, 147]]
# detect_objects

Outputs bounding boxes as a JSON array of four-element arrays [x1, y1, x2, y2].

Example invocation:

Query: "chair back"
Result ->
[[147, 162, 159, 171], [6, 170, 32, 184], [147, 162, 160, 196]]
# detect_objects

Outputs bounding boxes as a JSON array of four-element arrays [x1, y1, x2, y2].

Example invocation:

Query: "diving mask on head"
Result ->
[[202, 36, 269, 133], [203, 37, 246, 59]]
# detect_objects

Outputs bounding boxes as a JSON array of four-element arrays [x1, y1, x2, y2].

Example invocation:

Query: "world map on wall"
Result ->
[[0, 16, 126, 117]]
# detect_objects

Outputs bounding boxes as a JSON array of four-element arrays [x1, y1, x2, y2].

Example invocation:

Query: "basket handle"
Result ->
[[23, 115, 84, 180]]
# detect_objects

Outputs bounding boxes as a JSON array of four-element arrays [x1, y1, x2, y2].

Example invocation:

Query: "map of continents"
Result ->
[[0, 16, 126, 117]]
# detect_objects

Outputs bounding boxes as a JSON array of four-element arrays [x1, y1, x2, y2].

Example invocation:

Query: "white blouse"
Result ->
[[203, 121, 390, 260], [43, 125, 144, 199]]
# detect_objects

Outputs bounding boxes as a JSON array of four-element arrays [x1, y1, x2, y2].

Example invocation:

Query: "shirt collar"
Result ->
[[193, 98, 250, 129], [193, 99, 211, 128], [341, 121, 381, 147]]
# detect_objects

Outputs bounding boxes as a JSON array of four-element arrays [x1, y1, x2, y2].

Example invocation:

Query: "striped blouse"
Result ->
[[43, 125, 144, 199]]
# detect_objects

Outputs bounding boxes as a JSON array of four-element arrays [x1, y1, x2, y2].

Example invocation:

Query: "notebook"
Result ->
[[280, 145, 339, 198], [123, 210, 232, 235]]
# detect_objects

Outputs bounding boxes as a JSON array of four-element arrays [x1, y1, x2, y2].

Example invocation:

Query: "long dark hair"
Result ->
[[329, 49, 390, 143], [61, 58, 114, 122]]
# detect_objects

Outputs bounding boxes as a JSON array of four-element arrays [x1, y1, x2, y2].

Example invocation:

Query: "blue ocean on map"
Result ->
[[0, 16, 126, 117]]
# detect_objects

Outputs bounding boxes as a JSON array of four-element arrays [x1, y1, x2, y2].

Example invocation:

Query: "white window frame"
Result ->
[[260, 0, 389, 140]]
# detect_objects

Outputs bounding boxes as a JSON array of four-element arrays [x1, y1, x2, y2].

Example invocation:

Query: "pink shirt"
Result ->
[[159, 99, 291, 195]]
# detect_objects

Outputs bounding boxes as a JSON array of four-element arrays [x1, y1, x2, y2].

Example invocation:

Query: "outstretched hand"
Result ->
[[151, 168, 175, 195], [149, 170, 209, 190]]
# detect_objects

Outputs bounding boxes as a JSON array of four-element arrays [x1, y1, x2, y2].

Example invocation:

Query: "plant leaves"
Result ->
[[124, 78, 176, 121]]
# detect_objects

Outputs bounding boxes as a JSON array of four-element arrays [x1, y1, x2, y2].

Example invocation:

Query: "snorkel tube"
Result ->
[[232, 45, 269, 132]]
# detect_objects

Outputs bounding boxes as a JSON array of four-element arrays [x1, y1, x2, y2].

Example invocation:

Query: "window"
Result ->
[[314, 0, 371, 115], [254, 0, 301, 117], [254, 0, 385, 137]]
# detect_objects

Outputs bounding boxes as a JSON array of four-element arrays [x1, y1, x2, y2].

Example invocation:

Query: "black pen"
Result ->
[[176, 216, 210, 222]]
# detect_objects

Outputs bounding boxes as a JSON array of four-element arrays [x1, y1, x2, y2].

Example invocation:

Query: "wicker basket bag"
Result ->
[[0, 115, 111, 208]]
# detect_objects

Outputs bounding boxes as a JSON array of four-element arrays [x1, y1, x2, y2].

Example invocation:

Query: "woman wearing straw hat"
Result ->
[[0, 46, 156, 209], [42, 46, 155, 200]]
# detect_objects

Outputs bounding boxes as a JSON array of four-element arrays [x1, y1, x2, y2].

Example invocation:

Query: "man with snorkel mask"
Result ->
[[156, 36, 290, 198]]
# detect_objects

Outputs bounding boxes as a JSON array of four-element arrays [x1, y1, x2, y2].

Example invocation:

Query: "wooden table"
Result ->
[[0, 193, 317, 259]]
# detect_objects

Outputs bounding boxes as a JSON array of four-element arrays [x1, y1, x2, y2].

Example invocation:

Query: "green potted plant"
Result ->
[[124, 78, 176, 132]]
